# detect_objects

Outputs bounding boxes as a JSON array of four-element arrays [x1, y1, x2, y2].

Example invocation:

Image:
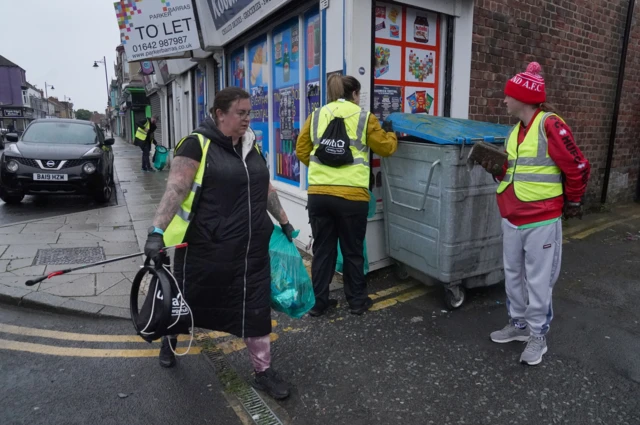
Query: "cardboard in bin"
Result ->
[[386, 112, 511, 145]]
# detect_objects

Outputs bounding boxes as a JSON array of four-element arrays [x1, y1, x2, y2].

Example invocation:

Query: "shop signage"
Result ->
[[113, 0, 200, 62], [2, 108, 22, 118], [195, 0, 292, 47]]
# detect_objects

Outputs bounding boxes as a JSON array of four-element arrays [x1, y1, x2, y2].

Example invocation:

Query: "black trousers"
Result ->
[[308, 194, 369, 309], [141, 142, 152, 170]]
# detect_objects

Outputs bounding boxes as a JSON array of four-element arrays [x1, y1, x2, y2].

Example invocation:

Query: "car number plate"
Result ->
[[33, 173, 68, 181]]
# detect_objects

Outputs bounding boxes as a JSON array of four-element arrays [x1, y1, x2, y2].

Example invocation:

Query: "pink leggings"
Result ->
[[244, 335, 271, 373]]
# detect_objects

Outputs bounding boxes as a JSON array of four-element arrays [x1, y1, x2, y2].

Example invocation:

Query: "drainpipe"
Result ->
[[601, 0, 635, 204]]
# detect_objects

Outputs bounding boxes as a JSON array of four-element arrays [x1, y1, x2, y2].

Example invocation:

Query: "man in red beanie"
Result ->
[[479, 62, 590, 366]]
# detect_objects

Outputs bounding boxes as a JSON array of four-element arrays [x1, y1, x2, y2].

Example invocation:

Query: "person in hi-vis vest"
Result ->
[[479, 62, 590, 366], [296, 75, 397, 317], [134, 116, 157, 172]]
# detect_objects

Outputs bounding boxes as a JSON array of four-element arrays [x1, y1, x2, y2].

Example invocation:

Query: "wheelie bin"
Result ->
[[381, 113, 511, 309]]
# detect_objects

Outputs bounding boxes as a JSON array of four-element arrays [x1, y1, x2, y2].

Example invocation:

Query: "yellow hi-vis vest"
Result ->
[[308, 100, 370, 189], [497, 112, 563, 201], [164, 133, 211, 246], [135, 120, 150, 141]]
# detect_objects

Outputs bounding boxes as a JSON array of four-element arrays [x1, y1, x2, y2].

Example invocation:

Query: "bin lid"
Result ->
[[387, 112, 512, 145]]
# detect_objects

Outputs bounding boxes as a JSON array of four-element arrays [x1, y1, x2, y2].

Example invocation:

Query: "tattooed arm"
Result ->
[[152, 156, 200, 230], [267, 183, 290, 225]]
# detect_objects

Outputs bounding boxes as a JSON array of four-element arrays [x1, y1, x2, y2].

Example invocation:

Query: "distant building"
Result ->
[[0, 55, 40, 130]]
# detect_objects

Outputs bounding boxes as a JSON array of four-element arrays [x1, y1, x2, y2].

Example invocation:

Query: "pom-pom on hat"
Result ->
[[504, 62, 546, 104]]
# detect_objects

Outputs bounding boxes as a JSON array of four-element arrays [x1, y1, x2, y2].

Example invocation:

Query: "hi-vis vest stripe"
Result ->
[[135, 120, 150, 141], [309, 101, 370, 188], [164, 134, 211, 247], [497, 112, 563, 201]]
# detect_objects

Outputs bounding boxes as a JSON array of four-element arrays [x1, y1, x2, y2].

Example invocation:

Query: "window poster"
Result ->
[[373, 1, 441, 204], [272, 19, 301, 185], [249, 37, 270, 170], [230, 48, 245, 89], [304, 10, 321, 189]]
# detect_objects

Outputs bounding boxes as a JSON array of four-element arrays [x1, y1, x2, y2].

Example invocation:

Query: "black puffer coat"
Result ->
[[174, 118, 273, 338]]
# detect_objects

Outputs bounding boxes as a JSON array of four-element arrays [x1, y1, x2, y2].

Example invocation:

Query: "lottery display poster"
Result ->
[[249, 37, 270, 170], [272, 18, 301, 185], [230, 48, 245, 89]]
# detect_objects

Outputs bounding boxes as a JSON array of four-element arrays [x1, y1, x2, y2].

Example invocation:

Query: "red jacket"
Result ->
[[495, 109, 590, 226]]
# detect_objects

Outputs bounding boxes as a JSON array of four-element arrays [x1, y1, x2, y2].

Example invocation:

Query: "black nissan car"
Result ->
[[0, 119, 114, 204]]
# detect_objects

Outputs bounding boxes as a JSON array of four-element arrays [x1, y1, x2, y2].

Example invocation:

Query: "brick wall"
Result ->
[[470, 0, 640, 204]]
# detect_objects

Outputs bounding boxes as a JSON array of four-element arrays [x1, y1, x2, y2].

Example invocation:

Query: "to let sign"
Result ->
[[114, 0, 200, 62]]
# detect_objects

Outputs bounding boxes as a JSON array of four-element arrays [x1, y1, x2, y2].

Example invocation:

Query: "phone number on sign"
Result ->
[[131, 37, 188, 52]]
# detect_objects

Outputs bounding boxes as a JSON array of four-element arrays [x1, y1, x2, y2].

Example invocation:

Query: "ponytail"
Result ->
[[539, 102, 559, 115], [326, 74, 362, 103], [327, 74, 344, 103]]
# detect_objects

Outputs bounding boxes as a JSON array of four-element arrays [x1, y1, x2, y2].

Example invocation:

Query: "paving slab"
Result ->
[[8, 265, 46, 277], [100, 279, 133, 296], [96, 272, 127, 294], [55, 223, 101, 232], [99, 242, 141, 256], [46, 242, 100, 249], [0, 224, 26, 234], [88, 230, 137, 242], [0, 233, 59, 244], [0, 260, 9, 273], [42, 275, 96, 297], [21, 223, 64, 233], [57, 232, 104, 241], [1, 245, 40, 260], [0, 246, 7, 258]]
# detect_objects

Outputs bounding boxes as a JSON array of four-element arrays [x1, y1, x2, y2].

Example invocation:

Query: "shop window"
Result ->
[[22, 90, 29, 106], [302, 9, 321, 189], [248, 36, 270, 172], [373, 2, 441, 119], [272, 18, 301, 186]]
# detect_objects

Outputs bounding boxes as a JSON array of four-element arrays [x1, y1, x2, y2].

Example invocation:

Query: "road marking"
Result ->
[[563, 216, 610, 237], [0, 323, 224, 343], [0, 320, 278, 343], [570, 214, 640, 240], [0, 338, 202, 357], [213, 333, 279, 355], [370, 283, 419, 300], [370, 286, 432, 312]]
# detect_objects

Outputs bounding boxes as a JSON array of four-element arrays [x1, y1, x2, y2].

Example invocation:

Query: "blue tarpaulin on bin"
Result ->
[[387, 112, 512, 145]]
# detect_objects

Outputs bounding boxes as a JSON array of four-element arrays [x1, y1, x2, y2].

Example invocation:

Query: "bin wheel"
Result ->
[[444, 286, 466, 310], [394, 262, 410, 281]]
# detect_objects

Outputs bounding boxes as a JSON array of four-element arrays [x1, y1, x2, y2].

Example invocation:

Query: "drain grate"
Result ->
[[33, 247, 106, 266], [198, 331, 284, 425]]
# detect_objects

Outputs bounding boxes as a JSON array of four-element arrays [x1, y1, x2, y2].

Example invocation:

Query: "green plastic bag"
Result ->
[[335, 190, 375, 276], [269, 226, 315, 318]]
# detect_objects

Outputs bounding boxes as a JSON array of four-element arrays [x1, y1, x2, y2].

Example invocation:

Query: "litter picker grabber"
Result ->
[[25, 243, 188, 287]]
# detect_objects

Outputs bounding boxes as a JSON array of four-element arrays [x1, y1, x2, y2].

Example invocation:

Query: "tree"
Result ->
[[75, 109, 92, 121]]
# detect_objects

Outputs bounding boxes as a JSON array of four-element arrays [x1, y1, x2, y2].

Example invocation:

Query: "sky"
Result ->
[[1, 0, 122, 113]]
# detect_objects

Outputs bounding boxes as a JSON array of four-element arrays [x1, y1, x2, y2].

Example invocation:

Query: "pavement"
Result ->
[[0, 137, 170, 319]]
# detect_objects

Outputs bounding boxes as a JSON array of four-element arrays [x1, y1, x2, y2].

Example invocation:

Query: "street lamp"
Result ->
[[64, 95, 72, 119], [93, 57, 110, 105], [44, 82, 54, 118]]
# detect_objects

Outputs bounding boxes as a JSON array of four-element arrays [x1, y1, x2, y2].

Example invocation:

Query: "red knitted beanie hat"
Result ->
[[504, 62, 546, 104]]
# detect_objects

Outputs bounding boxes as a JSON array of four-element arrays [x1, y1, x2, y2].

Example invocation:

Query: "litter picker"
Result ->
[[25, 243, 188, 287]]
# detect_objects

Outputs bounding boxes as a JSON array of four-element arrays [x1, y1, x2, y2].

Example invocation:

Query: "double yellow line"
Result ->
[[0, 322, 278, 358]]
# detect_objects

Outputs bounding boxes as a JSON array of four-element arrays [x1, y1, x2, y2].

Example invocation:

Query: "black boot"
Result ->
[[349, 297, 373, 315], [308, 299, 338, 317], [159, 336, 177, 368], [252, 368, 291, 400]]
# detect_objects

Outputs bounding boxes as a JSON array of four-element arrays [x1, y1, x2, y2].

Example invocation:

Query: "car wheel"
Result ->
[[0, 190, 24, 204], [93, 174, 113, 203]]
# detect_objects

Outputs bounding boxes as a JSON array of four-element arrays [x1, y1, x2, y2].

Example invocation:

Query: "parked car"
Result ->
[[0, 119, 115, 204]]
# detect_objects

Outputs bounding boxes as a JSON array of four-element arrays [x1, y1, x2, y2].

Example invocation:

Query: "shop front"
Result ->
[[1, 106, 38, 131], [193, 0, 475, 271]]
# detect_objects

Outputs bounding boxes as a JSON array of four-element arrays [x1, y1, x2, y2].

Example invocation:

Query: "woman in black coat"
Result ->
[[144, 88, 295, 400]]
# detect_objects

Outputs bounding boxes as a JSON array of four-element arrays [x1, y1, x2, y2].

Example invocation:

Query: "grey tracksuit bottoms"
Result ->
[[502, 218, 562, 337]]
